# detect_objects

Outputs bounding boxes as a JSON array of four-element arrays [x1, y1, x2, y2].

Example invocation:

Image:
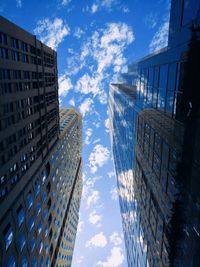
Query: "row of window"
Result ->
[[0, 68, 55, 81]]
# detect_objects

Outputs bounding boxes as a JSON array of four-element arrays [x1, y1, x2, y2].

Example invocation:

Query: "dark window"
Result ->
[[0, 32, 7, 45], [7, 255, 15, 267], [0, 47, 9, 59], [3, 224, 13, 250], [27, 192, 33, 209], [11, 38, 19, 49], [147, 67, 154, 104], [17, 205, 25, 227], [30, 236, 35, 251], [22, 54, 29, 63], [182, 0, 200, 26], [21, 42, 28, 52], [21, 257, 28, 267], [152, 66, 159, 107], [19, 233, 26, 251], [29, 216, 35, 230], [11, 51, 20, 61], [158, 65, 168, 110]]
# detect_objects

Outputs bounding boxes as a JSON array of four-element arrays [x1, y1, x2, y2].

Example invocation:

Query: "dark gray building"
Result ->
[[0, 16, 82, 267], [109, 1, 200, 266]]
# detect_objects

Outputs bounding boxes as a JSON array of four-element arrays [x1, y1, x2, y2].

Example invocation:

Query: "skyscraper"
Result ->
[[0, 16, 82, 267], [109, 1, 200, 266]]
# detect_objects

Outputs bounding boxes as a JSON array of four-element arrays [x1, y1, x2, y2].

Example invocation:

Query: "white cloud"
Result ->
[[58, 74, 73, 97], [109, 232, 122, 246], [110, 187, 118, 201], [74, 27, 85, 39], [77, 220, 84, 234], [93, 138, 101, 144], [149, 20, 169, 53], [108, 171, 115, 178], [16, 0, 22, 8], [61, 0, 71, 6], [34, 18, 70, 49], [69, 97, 75, 106], [79, 98, 94, 117], [122, 7, 130, 13], [104, 118, 110, 133], [89, 210, 102, 225], [86, 190, 100, 208], [86, 232, 107, 248], [97, 247, 124, 267], [91, 3, 98, 13], [74, 22, 134, 104], [85, 128, 93, 145], [145, 13, 158, 29], [89, 144, 110, 173]]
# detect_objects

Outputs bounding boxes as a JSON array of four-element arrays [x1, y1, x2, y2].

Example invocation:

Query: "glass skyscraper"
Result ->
[[109, 1, 200, 266], [0, 16, 82, 267]]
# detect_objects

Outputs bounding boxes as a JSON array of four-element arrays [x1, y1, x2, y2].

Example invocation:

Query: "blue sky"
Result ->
[[0, 0, 170, 266]]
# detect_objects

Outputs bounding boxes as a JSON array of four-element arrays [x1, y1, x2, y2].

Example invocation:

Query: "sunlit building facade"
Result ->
[[0, 16, 82, 267], [109, 1, 200, 266]]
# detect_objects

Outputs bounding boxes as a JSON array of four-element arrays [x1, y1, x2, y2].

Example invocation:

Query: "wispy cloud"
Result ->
[[85, 128, 93, 145], [145, 12, 158, 29], [110, 187, 118, 201], [74, 27, 85, 39], [34, 18, 70, 50], [60, 0, 71, 6], [58, 74, 72, 97], [89, 144, 110, 173], [16, 0, 22, 8], [74, 22, 134, 104], [79, 98, 94, 117], [86, 232, 107, 248], [86, 190, 100, 208], [149, 20, 169, 52], [69, 97, 75, 106]]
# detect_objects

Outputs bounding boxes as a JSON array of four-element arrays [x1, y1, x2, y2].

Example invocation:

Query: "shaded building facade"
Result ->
[[109, 1, 200, 266], [0, 16, 82, 267]]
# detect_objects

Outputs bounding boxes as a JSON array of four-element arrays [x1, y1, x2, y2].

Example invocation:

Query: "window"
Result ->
[[29, 216, 35, 230], [36, 203, 41, 215], [39, 240, 43, 253], [0, 32, 7, 45], [46, 257, 50, 267], [44, 225, 48, 237], [37, 222, 42, 234], [31, 258, 37, 267], [4, 224, 13, 250], [19, 233, 26, 251], [11, 38, 19, 49], [22, 42, 28, 52], [30, 237, 35, 251], [11, 51, 20, 61], [17, 205, 25, 227], [0, 47, 8, 59], [7, 255, 16, 267], [22, 54, 29, 63], [43, 208, 48, 220], [35, 180, 40, 196], [42, 191, 47, 203], [22, 257, 28, 267], [158, 65, 168, 110], [27, 192, 33, 209], [182, 0, 199, 26]]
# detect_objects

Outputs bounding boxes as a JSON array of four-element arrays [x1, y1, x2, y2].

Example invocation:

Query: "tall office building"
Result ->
[[109, 1, 200, 266], [0, 16, 82, 267]]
